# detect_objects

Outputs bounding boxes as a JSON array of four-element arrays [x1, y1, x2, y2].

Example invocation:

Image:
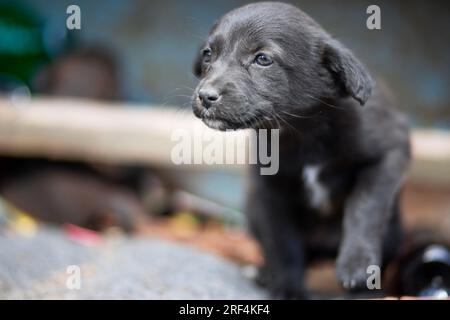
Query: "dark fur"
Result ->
[[192, 2, 410, 298]]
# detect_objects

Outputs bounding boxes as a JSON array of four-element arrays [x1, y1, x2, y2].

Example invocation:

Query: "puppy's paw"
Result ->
[[336, 247, 380, 291], [255, 264, 308, 299]]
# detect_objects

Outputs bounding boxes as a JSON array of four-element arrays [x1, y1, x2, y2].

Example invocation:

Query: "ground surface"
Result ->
[[0, 227, 266, 299]]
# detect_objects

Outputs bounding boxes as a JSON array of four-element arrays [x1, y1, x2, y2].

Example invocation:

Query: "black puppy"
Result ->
[[192, 2, 410, 298]]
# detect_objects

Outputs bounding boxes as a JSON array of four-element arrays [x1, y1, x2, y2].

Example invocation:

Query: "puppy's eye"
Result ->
[[202, 48, 212, 63], [254, 53, 273, 66]]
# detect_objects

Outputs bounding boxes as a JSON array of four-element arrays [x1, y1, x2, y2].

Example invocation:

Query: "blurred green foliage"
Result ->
[[0, 3, 49, 87]]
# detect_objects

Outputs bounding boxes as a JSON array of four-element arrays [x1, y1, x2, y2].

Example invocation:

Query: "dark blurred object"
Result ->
[[0, 157, 150, 232], [386, 231, 450, 298], [416, 245, 450, 298], [34, 47, 122, 100]]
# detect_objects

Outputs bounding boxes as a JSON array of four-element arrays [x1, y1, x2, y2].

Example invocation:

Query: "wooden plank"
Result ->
[[0, 95, 241, 169], [0, 96, 449, 185], [409, 129, 450, 187]]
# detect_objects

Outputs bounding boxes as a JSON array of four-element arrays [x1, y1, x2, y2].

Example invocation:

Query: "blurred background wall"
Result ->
[[1, 0, 449, 127]]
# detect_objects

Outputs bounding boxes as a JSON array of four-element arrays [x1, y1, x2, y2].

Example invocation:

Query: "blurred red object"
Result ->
[[64, 223, 102, 246]]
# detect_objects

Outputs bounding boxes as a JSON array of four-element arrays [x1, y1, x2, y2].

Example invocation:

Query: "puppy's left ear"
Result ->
[[322, 39, 374, 105]]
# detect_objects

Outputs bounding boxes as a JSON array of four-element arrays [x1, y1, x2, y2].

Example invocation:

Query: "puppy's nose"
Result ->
[[198, 88, 220, 108]]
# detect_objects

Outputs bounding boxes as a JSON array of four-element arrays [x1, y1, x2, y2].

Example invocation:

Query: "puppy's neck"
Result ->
[[277, 97, 359, 139]]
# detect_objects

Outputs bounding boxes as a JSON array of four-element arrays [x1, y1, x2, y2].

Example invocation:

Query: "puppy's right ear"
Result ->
[[193, 46, 204, 78]]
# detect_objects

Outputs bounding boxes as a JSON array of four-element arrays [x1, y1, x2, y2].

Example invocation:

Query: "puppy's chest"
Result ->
[[300, 164, 333, 216], [297, 163, 352, 217], [278, 135, 355, 216]]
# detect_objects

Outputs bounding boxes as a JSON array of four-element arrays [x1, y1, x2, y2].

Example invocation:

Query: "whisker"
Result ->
[[275, 113, 301, 134], [306, 94, 346, 111], [281, 110, 316, 119]]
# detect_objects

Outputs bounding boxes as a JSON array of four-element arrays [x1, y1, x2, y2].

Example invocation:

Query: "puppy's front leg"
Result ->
[[247, 178, 307, 299], [336, 149, 409, 290]]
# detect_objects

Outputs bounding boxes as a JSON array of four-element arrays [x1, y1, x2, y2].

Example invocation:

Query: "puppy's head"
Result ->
[[192, 2, 374, 130]]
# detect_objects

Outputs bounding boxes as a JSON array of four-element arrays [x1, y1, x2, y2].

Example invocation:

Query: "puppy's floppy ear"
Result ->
[[322, 38, 374, 105], [193, 46, 204, 78]]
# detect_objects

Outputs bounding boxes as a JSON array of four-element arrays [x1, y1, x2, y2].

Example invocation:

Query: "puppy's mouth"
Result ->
[[202, 113, 250, 131], [196, 108, 263, 131], [202, 118, 228, 130], [192, 95, 271, 130]]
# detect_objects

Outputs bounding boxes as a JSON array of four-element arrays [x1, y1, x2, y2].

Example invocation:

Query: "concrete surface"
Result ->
[[0, 227, 266, 299]]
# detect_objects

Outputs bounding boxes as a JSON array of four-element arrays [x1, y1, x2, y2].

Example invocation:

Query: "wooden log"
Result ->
[[0, 95, 237, 169], [0, 96, 449, 186]]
